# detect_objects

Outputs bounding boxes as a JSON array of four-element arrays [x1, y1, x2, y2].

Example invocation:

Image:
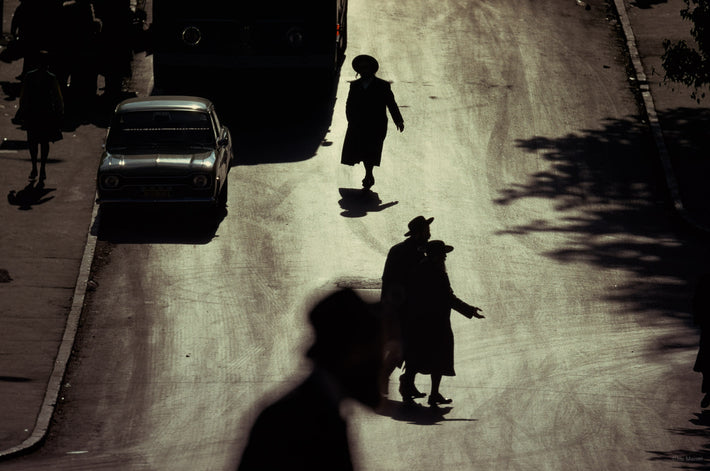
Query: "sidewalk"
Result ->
[[616, 0, 710, 233], [0, 0, 103, 458], [0, 0, 708, 461]]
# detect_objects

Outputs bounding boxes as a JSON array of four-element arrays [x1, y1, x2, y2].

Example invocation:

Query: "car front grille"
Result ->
[[99, 175, 214, 201]]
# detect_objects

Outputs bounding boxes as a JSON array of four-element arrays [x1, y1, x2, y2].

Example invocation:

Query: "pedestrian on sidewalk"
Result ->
[[17, 50, 64, 182], [405, 240, 484, 407], [59, 0, 101, 118], [340, 54, 404, 190], [381, 215, 434, 401], [693, 274, 710, 408], [9, 0, 60, 79]]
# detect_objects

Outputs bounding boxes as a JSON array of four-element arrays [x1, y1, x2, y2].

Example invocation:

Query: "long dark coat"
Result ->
[[19, 68, 64, 143], [382, 237, 425, 308], [404, 259, 462, 376], [341, 76, 403, 167], [381, 237, 426, 364]]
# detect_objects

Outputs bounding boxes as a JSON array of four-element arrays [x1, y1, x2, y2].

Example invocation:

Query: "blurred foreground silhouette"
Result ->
[[237, 289, 384, 471]]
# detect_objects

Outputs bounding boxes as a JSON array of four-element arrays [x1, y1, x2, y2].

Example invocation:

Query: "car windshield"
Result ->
[[106, 110, 215, 153]]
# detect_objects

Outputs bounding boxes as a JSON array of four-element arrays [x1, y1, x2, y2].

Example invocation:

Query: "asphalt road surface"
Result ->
[[4, 0, 710, 469]]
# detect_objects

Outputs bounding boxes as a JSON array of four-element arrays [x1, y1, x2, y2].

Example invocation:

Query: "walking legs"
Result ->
[[362, 163, 375, 189], [28, 139, 49, 181], [427, 374, 452, 407]]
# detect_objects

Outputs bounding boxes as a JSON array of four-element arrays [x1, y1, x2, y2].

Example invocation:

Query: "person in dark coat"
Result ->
[[406, 240, 484, 407], [381, 216, 434, 401], [237, 289, 384, 470], [18, 50, 64, 182], [59, 0, 101, 115], [341, 54, 404, 190], [693, 274, 710, 408], [10, 0, 61, 77], [93, 0, 133, 100]]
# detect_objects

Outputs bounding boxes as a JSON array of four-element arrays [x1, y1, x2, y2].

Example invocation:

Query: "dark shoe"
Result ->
[[362, 175, 374, 189], [399, 375, 426, 400], [39, 169, 46, 181], [29, 168, 37, 180], [702, 394, 710, 408], [427, 393, 452, 407]]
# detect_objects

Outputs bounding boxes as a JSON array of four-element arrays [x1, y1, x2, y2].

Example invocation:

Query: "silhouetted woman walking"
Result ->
[[341, 55, 404, 190], [18, 50, 63, 182], [405, 240, 484, 407]]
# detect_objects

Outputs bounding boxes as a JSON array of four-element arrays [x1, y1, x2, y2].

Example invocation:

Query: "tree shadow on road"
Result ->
[[497, 112, 709, 320], [655, 108, 710, 227], [496, 110, 710, 464], [648, 411, 710, 469]]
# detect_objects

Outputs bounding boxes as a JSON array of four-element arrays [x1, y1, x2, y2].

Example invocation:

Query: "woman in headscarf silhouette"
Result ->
[[406, 241, 484, 407]]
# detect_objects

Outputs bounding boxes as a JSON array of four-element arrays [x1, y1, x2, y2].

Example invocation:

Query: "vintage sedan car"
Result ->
[[96, 96, 233, 208]]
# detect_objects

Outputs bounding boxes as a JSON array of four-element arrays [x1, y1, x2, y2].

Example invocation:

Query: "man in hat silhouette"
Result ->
[[238, 289, 384, 470], [381, 216, 434, 401], [406, 240, 484, 407], [341, 54, 404, 190]]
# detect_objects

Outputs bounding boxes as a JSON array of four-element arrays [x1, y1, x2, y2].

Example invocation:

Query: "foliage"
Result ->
[[662, 0, 710, 101]]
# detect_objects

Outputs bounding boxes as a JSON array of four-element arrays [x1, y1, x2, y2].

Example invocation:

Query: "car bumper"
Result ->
[[96, 188, 218, 205], [97, 197, 218, 205]]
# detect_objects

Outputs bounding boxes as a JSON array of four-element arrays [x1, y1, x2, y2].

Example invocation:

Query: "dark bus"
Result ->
[[151, 1, 348, 89]]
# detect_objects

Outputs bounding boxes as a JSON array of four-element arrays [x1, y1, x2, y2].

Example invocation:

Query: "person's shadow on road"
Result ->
[[338, 188, 398, 217], [7, 182, 55, 210], [376, 398, 473, 425]]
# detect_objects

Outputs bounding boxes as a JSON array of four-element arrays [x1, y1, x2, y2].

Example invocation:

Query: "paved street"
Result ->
[[2, 0, 710, 469]]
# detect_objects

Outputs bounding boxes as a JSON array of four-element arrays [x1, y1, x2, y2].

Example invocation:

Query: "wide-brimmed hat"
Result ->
[[423, 240, 454, 255], [404, 215, 434, 236], [352, 54, 379, 74]]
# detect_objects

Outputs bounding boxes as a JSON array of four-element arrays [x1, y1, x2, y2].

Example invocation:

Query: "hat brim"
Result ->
[[352, 55, 379, 74], [425, 245, 453, 255], [404, 217, 434, 236]]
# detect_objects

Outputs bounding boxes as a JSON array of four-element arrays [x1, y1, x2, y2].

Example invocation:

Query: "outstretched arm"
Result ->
[[451, 294, 484, 319]]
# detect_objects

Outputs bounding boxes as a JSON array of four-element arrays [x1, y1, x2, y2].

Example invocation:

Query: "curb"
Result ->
[[611, 0, 710, 234], [0, 203, 99, 460]]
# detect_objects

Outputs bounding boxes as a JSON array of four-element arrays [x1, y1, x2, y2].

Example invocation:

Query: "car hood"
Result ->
[[99, 150, 216, 175]]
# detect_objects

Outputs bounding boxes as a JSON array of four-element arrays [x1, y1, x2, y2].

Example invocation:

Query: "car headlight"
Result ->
[[182, 26, 202, 46], [286, 27, 305, 49], [192, 174, 210, 188], [102, 175, 121, 188]]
